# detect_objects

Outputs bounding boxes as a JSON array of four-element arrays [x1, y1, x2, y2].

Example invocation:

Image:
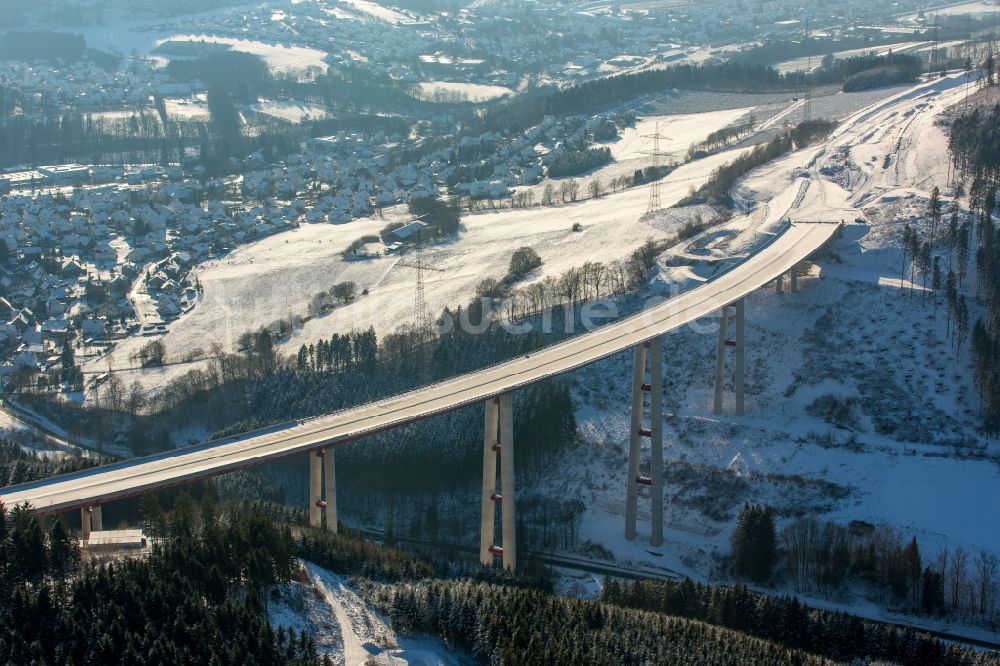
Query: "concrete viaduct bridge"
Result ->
[[0, 222, 840, 571]]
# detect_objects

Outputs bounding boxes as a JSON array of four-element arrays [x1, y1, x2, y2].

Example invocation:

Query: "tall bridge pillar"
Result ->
[[713, 306, 730, 415], [625, 338, 664, 545], [309, 450, 323, 528], [775, 273, 785, 294], [480, 394, 516, 570], [713, 300, 746, 416], [80, 505, 102, 539], [323, 448, 337, 533], [790, 265, 799, 293], [309, 448, 337, 531], [734, 299, 746, 417]]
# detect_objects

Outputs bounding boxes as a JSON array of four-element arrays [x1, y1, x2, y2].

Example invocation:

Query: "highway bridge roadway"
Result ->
[[0, 222, 839, 517]]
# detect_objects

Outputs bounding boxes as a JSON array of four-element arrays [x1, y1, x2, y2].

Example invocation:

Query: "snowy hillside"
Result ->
[[270, 560, 468, 666], [536, 71, 999, 597]]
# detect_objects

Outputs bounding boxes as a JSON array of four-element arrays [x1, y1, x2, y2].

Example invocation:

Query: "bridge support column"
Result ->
[[625, 339, 664, 545], [480, 394, 516, 570], [790, 265, 799, 293], [309, 450, 323, 528], [625, 343, 646, 540], [775, 273, 784, 294], [80, 509, 90, 540], [81, 506, 101, 539], [479, 398, 499, 566], [323, 448, 337, 533], [649, 337, 664, 547], [713, 300, 746, 416], [713, 306, 730, 415], [499, 393, 516, 571], [734, 299, 746, 417]]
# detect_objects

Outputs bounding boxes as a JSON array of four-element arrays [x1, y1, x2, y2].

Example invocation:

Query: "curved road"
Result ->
[[0, 222, 838, 515]]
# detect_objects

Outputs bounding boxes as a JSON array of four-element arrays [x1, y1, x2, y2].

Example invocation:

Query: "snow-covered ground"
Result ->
[[78, 70, 997, 632], [163, 95, 211, 120], [610, 107, 754, 161], [900, 0, 1000, 19], [414, 81, 512, 102], [81, 106, 761, 394], [249, 99, 331, 122], [339, 0, 414, 25], [773, 42, 930, 74], [546, 71, 1000, 588], [269, 560, 467, 665], [156, 34, 329, 74]]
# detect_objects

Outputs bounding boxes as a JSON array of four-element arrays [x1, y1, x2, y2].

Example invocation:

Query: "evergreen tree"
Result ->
[[731, 504, 776, 583], [47, 516, 79, 578], [9, 505, 46, 584]]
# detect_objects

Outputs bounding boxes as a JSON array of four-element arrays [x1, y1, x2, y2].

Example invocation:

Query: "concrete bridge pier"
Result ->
[[790, 264, 799, 293], [734, 299, 746, 416], [323, 448, 337, 533], [776, 273, 785, 293], [480, 394, 516, 570], [80, 505, 102, 539], [309, 448, 337, 531], [713, 306, 731, 415], [713, 300, 746, 416], [309, 450, 323, 528], [625, 338, 664, 545], [649, 338, 664, 546]]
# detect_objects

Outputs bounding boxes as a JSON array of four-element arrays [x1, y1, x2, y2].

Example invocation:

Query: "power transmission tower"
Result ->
[[398, 228, 444, 337], [640, 122, 671, 215]]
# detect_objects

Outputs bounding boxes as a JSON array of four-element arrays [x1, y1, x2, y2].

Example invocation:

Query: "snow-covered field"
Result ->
[[78, 70, 998, 631], [610, 107, 753, 161], [269, 560, 466, 665], [773, 42, 929, 74], [249, 99, 331, 122], [164, 95, 210, 120], [339, 0, 414, 24], [414, 81, 512, 102], [81, 106, 761, 393], [901, 0, 1000, 18], [156, 34, 329, 74], [545, 71, 1000, 591], [517, 106, 756, 202]]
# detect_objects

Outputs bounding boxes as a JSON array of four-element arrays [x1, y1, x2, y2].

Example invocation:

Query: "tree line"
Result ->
[[948, 106, 1000, 431], [601, 578, 995, 666], [545, 146, 612, 178], [0, 503, 319, 665], [684, 119, 837, 205], [365, 578, 834, 665]]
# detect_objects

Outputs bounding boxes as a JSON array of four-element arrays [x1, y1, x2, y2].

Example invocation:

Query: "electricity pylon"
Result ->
[[640, 122, 671, 215], [398, 228, 444, 338]]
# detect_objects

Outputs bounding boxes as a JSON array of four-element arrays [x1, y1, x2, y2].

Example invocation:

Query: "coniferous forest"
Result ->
[[948, 103, 1000, 431], [1, 446, 997, 666], [0, 503, 318, 665]]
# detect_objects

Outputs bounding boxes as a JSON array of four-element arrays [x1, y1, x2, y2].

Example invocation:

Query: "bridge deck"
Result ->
[[0, 222, 839, 514]]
